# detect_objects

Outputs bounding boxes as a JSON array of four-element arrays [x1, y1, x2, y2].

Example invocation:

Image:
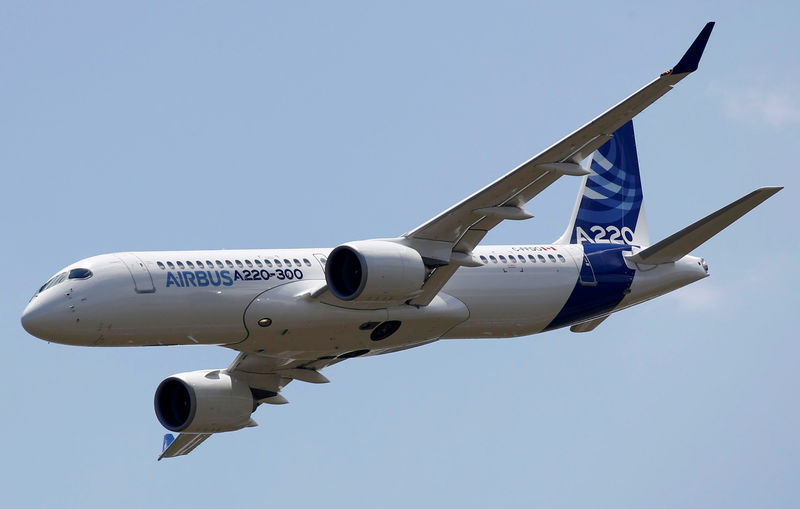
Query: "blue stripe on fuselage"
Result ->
[[545, 244, 635, 331]]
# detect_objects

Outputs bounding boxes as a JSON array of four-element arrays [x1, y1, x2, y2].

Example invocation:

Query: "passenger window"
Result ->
[[480, 255, 488, 264], [254, 259, 263, 268], [293, 258, 301, 266], [274, 259, 282, 267], [303, 258, 311, 266], [538, 255, 546, 263], [225, 260, 234, 268], [509, 255, 517, 263], [519, 255, 526, 263], [528, 255, 536, 262], [216, 260, 224, 268], [176, 261, 185, 269], [167, 261, 175, 269], [264, 259, 273, 267], [206, 260, 213, 268], [489, 255, 498, 263], [319, 257, 327, 266], [283, 259, 292, 267], [245, 259, 253, 267], [235, 260, 243, 268], [548, 254, 557, 263], [499, 255, 507, 263], [557, 254, 566, 263], [186, 261, 195, 269], [157, 262, 165, 270], [196, 260, 204, 268]]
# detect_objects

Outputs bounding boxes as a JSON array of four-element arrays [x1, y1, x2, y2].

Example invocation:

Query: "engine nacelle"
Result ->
[[154, 369, 255, 433], [325, 240, 426, 303]]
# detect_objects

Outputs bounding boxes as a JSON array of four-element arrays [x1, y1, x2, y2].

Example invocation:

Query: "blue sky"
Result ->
[[2, 1, 798, 507]]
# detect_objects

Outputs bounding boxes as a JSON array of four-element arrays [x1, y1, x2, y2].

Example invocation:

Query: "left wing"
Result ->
[[226, 352, 337, 395], [156, 353, 342, 459], [403, 22, 715, 305]]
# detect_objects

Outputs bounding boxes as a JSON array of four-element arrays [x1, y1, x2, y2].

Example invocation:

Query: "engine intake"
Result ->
[[154, 369, 255, 433], [325, 240, 425, 303]]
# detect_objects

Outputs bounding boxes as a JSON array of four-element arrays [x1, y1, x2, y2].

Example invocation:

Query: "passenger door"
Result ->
[[116, 253, 156, 293]]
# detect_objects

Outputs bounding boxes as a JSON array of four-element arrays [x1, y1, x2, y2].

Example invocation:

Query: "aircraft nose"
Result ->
[[21, 294, 72, 342]]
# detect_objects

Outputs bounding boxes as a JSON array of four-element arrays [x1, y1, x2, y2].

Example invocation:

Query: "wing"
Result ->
[[404, 22, 715, 305], [225, 352, 339, 397], [156, 352, 343, 460], [158, 432, 211, 460]]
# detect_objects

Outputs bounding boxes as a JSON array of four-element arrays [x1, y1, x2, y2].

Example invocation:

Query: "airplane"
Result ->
[[20, 22, 782, 460]]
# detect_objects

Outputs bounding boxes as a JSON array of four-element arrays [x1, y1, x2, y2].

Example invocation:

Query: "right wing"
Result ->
[[404, 22, 716, 305]]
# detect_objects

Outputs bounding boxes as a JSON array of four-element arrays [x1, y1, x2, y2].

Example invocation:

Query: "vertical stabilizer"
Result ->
[[555, 120, 649, 246]]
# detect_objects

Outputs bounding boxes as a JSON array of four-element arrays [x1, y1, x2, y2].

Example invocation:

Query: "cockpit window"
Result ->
[[68, 268, 93, 280], [37, 272, 68, 294]]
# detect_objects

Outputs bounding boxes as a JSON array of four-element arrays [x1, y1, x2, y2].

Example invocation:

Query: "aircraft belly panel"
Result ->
[[239, 281, 468, 359]]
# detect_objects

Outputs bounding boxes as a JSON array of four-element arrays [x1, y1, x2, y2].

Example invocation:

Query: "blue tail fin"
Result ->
[[555, 120, 649, 246]]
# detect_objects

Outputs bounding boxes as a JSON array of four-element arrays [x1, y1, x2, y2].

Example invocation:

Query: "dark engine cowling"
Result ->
[[325, 240, 426, 304], [154, 370, 255, 433]]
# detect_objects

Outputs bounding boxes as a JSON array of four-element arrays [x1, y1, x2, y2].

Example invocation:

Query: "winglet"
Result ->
[[668, 22, 715, 75], [158, 434, 175, 461], [158, 432, 212, 460]]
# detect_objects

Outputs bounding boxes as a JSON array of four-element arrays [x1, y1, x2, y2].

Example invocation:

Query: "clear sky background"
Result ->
[[2, 1, 798, 507]]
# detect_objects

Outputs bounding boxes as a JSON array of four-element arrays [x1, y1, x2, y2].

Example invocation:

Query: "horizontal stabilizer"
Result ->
[[158, 432, 212, 460], [627, 187, 782, 265]]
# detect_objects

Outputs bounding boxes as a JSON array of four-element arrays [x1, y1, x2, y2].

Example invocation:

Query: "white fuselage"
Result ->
[[21, 244, 708, 360]]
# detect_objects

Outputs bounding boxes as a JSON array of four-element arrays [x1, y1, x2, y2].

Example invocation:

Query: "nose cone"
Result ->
[[21, 293, 70, 342]]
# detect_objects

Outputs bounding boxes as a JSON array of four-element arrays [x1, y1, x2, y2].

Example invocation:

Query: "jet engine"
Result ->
[[154, 369, 255, 433], [325, 240, 426, 303]]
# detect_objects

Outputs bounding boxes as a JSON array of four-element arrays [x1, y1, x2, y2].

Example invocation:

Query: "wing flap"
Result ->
[[226, 351, 342, 392]]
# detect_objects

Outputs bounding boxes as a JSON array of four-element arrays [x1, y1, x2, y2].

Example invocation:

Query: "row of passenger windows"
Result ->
[[479, 253, 567, 265], [155, 257, 313, 271]]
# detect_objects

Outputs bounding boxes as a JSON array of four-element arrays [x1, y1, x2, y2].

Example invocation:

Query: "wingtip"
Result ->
[[669, 21, 715, 75]]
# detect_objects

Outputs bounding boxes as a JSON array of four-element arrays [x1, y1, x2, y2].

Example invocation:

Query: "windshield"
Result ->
[[35, 268, 93, 296], [37, 272, 67, 295]]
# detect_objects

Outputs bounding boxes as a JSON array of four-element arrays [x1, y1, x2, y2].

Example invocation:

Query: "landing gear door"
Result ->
[[116, 253, 156, 293]]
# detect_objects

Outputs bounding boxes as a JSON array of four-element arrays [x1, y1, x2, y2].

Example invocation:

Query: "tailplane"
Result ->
[[555, 120, 649, 246], [627, 187, 782, 265]]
